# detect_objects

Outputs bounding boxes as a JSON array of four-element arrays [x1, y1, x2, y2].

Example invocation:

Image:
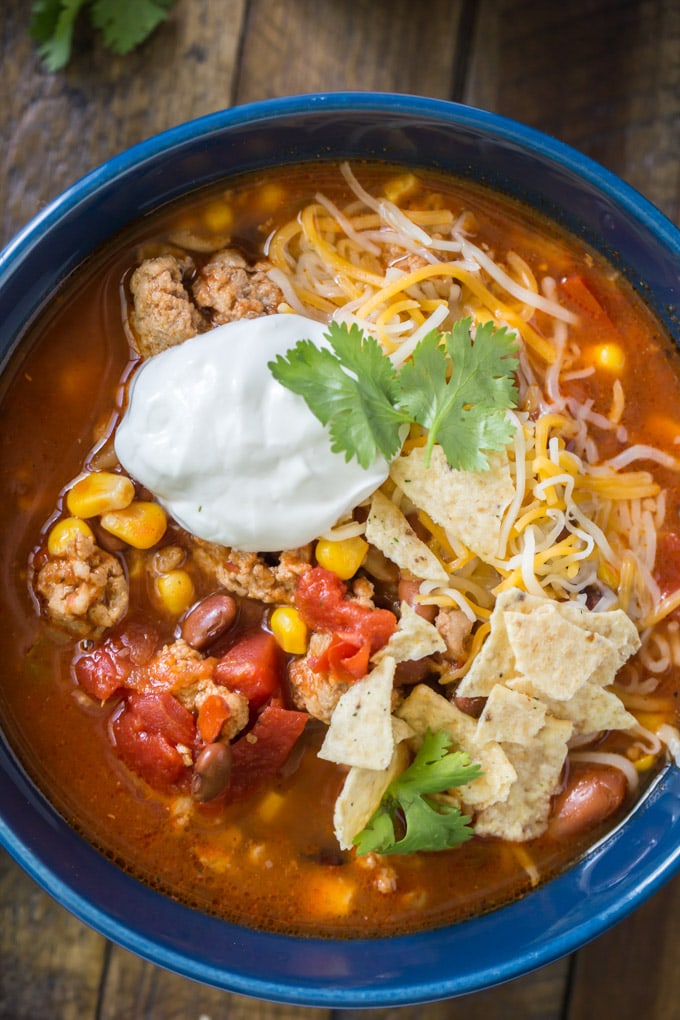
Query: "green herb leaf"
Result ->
[[353, 729, 482, 856], [30, 0, 175, 70], [30, 0, 89, 71], [90, 0, 174, 55], [269, 317, 518, 473], [268, 321, 409, 469], [397, 317, 519, 471]]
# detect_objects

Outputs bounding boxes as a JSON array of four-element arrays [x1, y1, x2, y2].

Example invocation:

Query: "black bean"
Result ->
[[181, 593, 237, 650], [192, 742, 232, 802]]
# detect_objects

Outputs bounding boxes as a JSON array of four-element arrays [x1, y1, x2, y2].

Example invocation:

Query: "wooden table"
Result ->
[[2, 1, 680, 1016]]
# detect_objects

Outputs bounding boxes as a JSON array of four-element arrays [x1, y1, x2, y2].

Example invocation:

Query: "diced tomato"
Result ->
[[294, 567, 396, 679], [312, 632, 371, 682], [73, 621, 159, 701], [227, 704, 307, 802], [214, 631, 281, 708], [127, 690, 197, 745], [561, 274, 616, 332], [112, 690, 196, 790], [654, 530, 680, 599], [197, 693, 231, 743]]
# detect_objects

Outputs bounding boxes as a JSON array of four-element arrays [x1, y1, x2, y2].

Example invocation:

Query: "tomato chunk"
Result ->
[[561, 274, 615, 329], [227, 704, 307, 802], [73, 621, 159, 701], [312, 632, 371, 682], [112, 690, 196, 790], [214, 631, 281, 708], [197, 693, 231, 743], [295, 567, 396, 679]]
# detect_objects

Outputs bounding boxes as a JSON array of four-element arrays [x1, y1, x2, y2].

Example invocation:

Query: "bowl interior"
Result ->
[[1, 93, 680, 1007]]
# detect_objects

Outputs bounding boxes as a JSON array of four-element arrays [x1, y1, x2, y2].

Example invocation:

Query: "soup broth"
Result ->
[[1, 163, 679, 937]]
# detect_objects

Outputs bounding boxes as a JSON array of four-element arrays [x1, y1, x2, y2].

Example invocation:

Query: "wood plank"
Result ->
[[234, 0, 467, 103], [465, 0, 680, 222], [0, 849, 106, 1020], [333, 957, 570, 1020], [99, 943, 330, 1020], [1, 0, 247, 247], [566, 878, 680, 1020]]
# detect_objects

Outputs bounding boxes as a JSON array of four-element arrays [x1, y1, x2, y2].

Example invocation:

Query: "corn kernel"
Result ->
[[100, 501, 167, 549], [47, 516, 94, 555], [633, 753, 657, 773], [270, 606, 308, 655], [203, 200, 233, 233], [592, 342, 625, 373], [645, 412, 680, 447], [634, 711, 668, 733], [257, 790, 286, 822], [66, 471, 135, 518], [315, 536, 368, 580], [255, 182, 287, 213], [384, 173, 418, 203], [156, 569, 195, 615]]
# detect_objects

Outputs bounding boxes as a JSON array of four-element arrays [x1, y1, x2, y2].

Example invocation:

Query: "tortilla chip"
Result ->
[[474, 716, 573, 841], [373, 602, 446, 665], [456, 587, 639, 698], [389, 444, 515, 562], [475, 684, 547, 746], [396, 683, 516, 810], [333, 740, 410, 851], [508, 676, 636, 736], [552, 601, 641, 677], [455, 589, 522, 697], [504, 604, 615, 699], [318, 656, 396, 770], [365, 489, 449, 582]]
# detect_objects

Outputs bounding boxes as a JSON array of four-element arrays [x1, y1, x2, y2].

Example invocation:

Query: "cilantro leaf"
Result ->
[[268, 321, 408, 469], [29, 0, 175, 70], [353, 729, 482, 856], [397, 317, 519, 471], [30, 0, 89, 71], [269, 316, 518, 473], [91, 0, 174, 55]]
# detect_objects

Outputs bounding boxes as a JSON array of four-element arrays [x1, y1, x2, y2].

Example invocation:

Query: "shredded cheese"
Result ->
[[265, 164, 680, 687]]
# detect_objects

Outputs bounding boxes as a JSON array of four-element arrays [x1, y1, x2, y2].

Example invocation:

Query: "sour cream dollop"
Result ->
[[114, 314, 389, 551]]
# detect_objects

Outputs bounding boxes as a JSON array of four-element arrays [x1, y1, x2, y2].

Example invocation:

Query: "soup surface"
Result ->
[[1, 163, 680, 938]]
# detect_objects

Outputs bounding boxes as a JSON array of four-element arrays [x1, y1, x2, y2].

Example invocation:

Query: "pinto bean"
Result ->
[[192, 741, 232, 802], [397, 577, 437, 622], [181, 592, 237, 650], [548, 765, 627, 841], [453, 695, 486, 719], [395, 657, 436, 686]]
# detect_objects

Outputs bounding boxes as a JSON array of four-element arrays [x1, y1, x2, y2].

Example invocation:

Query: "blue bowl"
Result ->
[[1, 93, 680, 1007]]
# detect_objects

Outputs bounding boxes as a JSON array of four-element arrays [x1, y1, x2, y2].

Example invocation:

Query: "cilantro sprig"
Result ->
[[353, 729, 482, 856], [269, 317, 519, 472], [30, 0, 176, 72]]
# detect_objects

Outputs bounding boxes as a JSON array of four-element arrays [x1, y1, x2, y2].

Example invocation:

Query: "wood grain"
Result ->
[[566, 878, 680, 1020], [2, 0, 247, 246], [465, 0, 680, 222], [0, 849, 106, 1020], [234, 0, 466, 103], [1, 0, 680, 1017]]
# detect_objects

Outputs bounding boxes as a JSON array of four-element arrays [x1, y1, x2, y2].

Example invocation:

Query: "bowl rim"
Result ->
[[4, 90, 680, 272], [1, 91, 680, 1008]]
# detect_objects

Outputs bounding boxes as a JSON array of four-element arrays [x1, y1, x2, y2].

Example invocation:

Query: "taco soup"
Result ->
[[1, 162, 679, 937]]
